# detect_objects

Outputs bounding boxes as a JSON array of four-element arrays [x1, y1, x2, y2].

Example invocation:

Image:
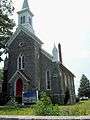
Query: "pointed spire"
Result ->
[[17, 0, 34, 33], [22, 0, 29, 9], [52, 43, 58, 62]]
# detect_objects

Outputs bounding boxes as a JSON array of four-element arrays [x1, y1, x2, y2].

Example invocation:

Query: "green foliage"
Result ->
[[40, 91, 52, 105], [78, 74, 90, 98], [33, 92, 60, 116], [0, 0, 15, 61], [0, 69, 3, 80], [0, 100, 90, 115], [0, 0, 15, 44]]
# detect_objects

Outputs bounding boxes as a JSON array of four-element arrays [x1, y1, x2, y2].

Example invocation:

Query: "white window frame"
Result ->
[[17, 54, 25, 70], [64, 73, 67, 87], [21, 16, 25, 24], [46, 70, 51, 90]]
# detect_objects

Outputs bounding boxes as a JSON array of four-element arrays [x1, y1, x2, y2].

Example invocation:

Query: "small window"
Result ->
[[64, 74, 67, 87], [19, 57, 21, 69], [22, 56, 24, 69], [46, 70, 51, 90], [29, 17, 32, 25], [20, 16, 25, 24], [21, 16, 23, 24], [23, 16, 25, 23], [17, 54, 25, 70]]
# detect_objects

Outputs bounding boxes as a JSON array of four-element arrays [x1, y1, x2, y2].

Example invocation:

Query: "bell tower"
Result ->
[[17, 0, 34, 33]]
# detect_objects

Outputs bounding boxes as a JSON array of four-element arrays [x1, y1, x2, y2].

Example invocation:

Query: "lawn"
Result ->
[[0, 100, 90, 116]]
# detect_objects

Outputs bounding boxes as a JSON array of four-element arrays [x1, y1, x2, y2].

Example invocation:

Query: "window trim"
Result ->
[[46, 70, 51, 90], [20, 16, 25, 24], [17, 54, 25, 70]]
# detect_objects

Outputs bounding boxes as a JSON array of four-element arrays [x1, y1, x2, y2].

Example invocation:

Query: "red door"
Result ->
[[16, 79, 23, 97]]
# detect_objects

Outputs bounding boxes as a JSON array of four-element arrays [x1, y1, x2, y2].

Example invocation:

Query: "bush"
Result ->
[[15, 96, 22, 104], [33, 92, 60, 116]]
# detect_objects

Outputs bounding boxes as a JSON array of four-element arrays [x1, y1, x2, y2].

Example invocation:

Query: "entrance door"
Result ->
[[16, 79, 23, 97]]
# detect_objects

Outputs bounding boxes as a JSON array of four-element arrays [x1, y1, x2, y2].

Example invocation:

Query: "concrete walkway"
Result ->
[[0, 116, 90, 120]]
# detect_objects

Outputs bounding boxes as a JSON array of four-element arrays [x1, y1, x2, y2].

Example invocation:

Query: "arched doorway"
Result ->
[[16, 79, 23, 103]]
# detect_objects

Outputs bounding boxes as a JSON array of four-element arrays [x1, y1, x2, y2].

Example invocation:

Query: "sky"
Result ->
[[1, 0, 90, 94]]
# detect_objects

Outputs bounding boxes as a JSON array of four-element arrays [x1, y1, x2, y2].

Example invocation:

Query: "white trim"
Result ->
[[14, 79, 16, 96], [9, 70, 18, 83], [17, 54, 25, 70], [36, 90, 38, 101], [8, 70, 29, 83], [6, 25, 43, 47], [64, 73, 67, 87], [18, 71, 29, 81], [46, 70, 51, 90]]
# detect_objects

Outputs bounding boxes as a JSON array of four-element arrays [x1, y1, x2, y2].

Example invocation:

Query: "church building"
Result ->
[[4, 0, 76, 104]]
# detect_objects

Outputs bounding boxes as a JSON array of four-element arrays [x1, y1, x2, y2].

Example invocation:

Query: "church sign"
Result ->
[[22, 90, 38, 104]]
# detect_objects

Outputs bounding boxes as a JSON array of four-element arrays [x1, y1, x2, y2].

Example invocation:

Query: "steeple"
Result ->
[[22, 0, 29, 9], [52, 43, 58, 62], [17, 0, 34, 33]]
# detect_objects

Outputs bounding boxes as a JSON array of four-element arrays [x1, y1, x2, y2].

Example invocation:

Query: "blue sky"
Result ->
[[1, 0, 90, 94]]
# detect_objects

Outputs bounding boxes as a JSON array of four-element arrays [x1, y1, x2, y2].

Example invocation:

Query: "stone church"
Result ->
[[4, 0, 76, 104]]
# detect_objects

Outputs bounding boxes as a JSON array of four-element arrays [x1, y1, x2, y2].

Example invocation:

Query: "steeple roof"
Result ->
[[22, 0, 29, 9], [52, 43, 58, 62]]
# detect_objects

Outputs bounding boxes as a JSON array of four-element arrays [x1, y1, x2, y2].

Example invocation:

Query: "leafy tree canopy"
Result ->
[[0, 0, 15, 61], [78, 74, 90, 98]]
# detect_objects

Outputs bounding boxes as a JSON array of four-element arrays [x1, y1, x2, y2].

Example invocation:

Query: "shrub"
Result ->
[[33, 91, 61, 116]]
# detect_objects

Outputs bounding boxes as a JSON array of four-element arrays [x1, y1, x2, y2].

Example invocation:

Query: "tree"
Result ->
[[0, 0, 15, 105], [0, 0, 15, 61], [78, 74, 90, 98]]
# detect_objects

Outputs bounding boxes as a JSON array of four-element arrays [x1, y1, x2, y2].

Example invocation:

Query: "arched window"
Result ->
[[22, 56, 24, 69], [17, 54, 25, 70], [23, 16, 25, 23], [64, 74, 67, 87], [46, 70, 51, 90], [18, 56, 21, 69], [29, 17, 32, 25], [21, 16, 25, 24], [21, 16, 23, 24]]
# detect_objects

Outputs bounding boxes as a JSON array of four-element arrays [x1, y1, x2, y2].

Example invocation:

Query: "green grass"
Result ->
[[0, 106, 33, 115], [58, 100, 90, 116], [0, 100, 90, 115]]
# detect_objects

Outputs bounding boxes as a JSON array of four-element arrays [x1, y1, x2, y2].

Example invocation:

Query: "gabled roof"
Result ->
[[59, 63, 75, 77], [8, 70, 30, 83], [41, 49, 53, 60], [6, 25, 43, 47]]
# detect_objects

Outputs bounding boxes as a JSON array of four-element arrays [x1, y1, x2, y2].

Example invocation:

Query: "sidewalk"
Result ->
[[0, 116, 90, 120]]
